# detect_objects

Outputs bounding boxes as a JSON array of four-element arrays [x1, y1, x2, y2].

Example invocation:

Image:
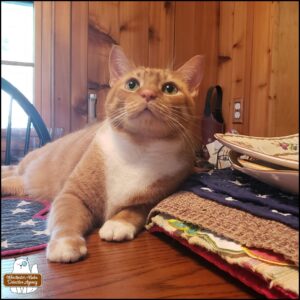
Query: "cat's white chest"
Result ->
[[97, 123, 185, 219]]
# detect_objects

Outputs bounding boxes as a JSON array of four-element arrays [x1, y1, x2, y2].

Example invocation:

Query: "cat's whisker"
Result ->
[[155, 103, 194, 127], [109, 102, 144, 127], [165, 114, 200, 151], [167, 107, 200, 121], [151, 103, 198, 154]]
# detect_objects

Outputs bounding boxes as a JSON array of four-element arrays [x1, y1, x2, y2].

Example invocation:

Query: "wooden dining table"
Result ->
[[1, 228, 260, 299]]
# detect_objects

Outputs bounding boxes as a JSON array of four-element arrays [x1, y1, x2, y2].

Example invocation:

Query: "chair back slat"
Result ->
[[24, 116, 32, 155], [2, 77, 52, 165], [4, 97, 13, 165]]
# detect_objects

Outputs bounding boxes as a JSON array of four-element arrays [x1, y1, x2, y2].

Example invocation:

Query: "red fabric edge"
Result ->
[[149, 225, 298, 299], [2, 243, 48, 257]]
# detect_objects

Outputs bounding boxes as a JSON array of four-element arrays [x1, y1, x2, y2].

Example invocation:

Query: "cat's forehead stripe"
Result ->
[[133, 68, 172, 84]]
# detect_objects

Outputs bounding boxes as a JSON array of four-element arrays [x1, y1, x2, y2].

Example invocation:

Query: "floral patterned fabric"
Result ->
[[215, 133, 298, 169]]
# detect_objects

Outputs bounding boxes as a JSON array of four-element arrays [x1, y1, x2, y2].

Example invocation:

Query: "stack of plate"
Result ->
[[214, 133, 299, 195]]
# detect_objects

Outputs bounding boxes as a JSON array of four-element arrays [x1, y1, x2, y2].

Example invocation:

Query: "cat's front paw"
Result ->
[[46, 236, 87, 263], [99, 220, 136, 242]]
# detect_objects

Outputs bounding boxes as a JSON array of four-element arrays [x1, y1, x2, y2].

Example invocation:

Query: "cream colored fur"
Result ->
[[1, 46, 204, 263]]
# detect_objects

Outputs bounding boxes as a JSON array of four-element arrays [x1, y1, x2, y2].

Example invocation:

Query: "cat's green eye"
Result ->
[[125, 78, 140, 91], [162, 82, 178, 95]]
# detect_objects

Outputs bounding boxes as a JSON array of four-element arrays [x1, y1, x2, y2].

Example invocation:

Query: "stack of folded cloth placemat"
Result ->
[[146, 167, 299, 299]]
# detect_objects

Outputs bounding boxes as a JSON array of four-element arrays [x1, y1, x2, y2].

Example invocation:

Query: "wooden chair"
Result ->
[[1, 77, 51, 165]]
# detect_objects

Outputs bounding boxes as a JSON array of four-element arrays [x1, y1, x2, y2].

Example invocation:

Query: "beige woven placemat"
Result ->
[[147, 191, 299, 266]]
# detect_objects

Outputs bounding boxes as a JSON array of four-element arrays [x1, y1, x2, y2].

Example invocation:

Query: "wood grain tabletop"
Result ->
[[1, 229, 261, 299]]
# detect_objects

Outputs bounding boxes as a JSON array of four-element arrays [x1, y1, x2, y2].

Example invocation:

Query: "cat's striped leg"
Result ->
[[46, 192, 94, 263], [99, 205, 150, 242]]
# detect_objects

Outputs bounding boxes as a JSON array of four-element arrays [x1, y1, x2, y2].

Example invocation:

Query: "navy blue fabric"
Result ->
[[181, 168, 299, 230], [1, 198, 50, 255]]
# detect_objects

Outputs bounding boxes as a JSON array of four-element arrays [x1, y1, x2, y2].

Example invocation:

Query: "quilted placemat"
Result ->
[[1, 197, 50, 256], [181, 168, 299, 229], [148, 225, 298, 299], [147, 191, 299, 266]]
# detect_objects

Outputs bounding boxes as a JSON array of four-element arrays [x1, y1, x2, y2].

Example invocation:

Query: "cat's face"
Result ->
[[13, 258, 30, 273], [105, 46, 204, 140]]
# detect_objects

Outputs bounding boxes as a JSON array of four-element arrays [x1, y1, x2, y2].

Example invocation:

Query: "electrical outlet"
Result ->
[[232, 98, 243, 123]]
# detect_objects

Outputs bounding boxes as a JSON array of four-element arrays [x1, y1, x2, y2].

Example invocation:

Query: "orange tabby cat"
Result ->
[[1, 46, 204, 263]]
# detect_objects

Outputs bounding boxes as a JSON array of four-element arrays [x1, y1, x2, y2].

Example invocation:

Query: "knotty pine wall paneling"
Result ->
[[268, 1, 299, 137], [53, 1, 71, 135], [35, 1, 89, 135], [174, 1, 219, 142], [230, 1, 253, 135], [34, 1, 42, 119], [119, 1, 149, 67], [217, 1, 234, 134], [148, 1, 175, 69], [217, 1, 298, 137], [217, 1, 254, 135], [88, 1, 119, 121], [35, 1, 298, 138], [34, 1, 53, 130], [248, 2, 273, 137], [71, 1, 88, 131]]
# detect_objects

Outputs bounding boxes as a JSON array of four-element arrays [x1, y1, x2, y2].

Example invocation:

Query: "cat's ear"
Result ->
[[109, 45, 136, 87], [176, 55, 205, 96]]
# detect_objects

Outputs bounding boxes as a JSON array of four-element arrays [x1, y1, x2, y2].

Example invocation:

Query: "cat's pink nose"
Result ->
[[140, 89, 157, 102]]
